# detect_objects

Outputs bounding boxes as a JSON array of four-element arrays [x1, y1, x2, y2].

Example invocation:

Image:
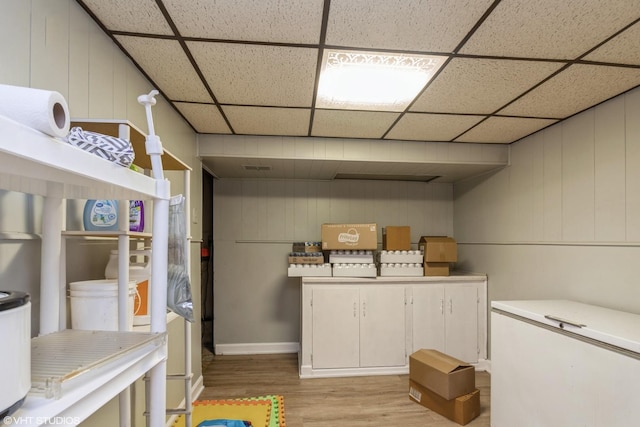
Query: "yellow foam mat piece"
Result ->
[[239, 395, 285, 427], [172, 399, 271, 427]]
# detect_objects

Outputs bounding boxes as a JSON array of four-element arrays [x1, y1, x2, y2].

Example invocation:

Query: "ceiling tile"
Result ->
[[385, 113, 485, 142], [115, 36, 212, 103], [174, 102, 231, 134], [222, 106, 311, 136], [187, 42, 318, 107], [326, 0, 494, 52], [162, 0, 324, 43], [499, 64, 640, 118], [583, 21, 640, 66], [460, 0, 640, 59], [79, 0, 173, 35], [311, 110, 399, 139], [411, 58, 563, 114], [455, 117, 558, 143]]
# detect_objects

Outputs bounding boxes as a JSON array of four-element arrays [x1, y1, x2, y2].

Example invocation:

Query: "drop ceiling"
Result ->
[[77, 0, 640, 182]]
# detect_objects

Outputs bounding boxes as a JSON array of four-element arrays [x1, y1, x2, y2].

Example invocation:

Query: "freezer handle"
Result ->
[[544, 315, 586, 329]]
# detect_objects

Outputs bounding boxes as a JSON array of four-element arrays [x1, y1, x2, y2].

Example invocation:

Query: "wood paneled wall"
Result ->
[[213, 178, 454, 346], [454, 87, 640, 321]]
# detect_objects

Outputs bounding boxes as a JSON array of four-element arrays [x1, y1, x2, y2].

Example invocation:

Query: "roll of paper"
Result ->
[[0, 84, 70, 138]]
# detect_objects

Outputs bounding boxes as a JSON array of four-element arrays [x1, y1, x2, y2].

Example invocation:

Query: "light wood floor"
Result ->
[[200, 349, 491, 426]]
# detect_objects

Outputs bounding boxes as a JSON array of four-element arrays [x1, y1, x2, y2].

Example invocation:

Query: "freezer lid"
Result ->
[[492, 299, 640, 354]]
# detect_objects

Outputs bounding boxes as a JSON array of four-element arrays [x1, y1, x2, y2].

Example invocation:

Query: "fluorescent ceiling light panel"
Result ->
[[316, 49, 446, 111]]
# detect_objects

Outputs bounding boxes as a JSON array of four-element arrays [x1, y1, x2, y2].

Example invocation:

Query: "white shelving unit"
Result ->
[[69, 119, 194, 427], [0, 114, 171, 426]]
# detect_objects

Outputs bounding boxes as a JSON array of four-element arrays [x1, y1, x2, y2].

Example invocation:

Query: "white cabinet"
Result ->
[[410, 283, 480, 362], [299, 274, 487, 378], [491, 300, 640, 427], [310, 285, 406, 370]]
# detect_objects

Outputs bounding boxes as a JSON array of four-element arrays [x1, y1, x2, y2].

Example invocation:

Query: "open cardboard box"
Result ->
[[409, 349, 475, 400]]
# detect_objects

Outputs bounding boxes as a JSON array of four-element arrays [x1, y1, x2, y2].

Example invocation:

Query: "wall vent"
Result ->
[[242, 165, 272, 171], [334, 173, 440, 182]]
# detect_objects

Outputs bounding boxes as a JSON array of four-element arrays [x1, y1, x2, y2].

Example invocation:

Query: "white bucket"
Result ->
[[69, 279, 136, 331]]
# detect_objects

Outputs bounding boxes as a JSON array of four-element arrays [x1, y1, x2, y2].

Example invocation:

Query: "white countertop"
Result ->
[[301, 271, 487, 284], [492, 299, 640, 354]]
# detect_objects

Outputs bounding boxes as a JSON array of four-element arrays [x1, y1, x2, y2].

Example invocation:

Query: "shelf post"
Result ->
[[40, 183, 63, 335]]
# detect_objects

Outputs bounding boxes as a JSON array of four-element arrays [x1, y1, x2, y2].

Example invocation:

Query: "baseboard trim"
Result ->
[[164, 374, 205, 427], [215, 342, 300, 355], [476, 358, 491, 373]]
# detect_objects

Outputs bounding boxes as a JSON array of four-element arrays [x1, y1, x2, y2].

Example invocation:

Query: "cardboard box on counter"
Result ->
[[383, 226, 411, 250], [419, 236, 457, 262], [409, 349, 475, 400], [424, 262, 450, 277], [321, 223, 377, 250], [292, 242, 322, 253], [288, 252, 325, 264], [409, 380, 480, 426]]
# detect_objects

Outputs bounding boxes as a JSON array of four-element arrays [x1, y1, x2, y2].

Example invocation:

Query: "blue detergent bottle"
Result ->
[[83, 200, 119, 231]]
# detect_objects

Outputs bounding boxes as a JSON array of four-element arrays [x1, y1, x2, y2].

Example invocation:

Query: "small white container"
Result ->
[[69, 279, 136, 331]]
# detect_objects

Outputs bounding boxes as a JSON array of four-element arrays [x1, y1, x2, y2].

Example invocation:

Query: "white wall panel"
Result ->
[[542, 124, 563, 241], [626, 89, 640, 241], [0, 1, 31, 86], [509, 137, 536, 241], [594, 96, 626, 241], [88, 27, 114, 118], [68, 1, 90, 117], [561, 110, 595, 241], [31, 0, 70, 97]]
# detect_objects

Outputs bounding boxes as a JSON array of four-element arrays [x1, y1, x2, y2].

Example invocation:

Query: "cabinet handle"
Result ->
[[544, 315, 586, 329], [353, 302, 357, 317], [362, 301, 366, 317], [449, 298, 453, 314], [440, 298, 444, 314]]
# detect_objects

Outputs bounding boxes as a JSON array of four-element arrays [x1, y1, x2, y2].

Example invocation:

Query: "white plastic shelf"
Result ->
[[0, 115, 160, 201], [30, 330, 165, 399], [15, 330, 166, 424]]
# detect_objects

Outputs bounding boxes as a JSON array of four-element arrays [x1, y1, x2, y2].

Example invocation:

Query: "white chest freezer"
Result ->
[[491, 299, 640, 427]]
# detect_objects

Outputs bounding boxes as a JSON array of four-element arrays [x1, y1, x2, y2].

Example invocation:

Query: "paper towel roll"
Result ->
[[0, 84, 70, 138]]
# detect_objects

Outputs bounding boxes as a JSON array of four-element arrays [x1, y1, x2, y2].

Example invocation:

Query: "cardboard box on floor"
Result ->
[[321, 223, 377, 250], [409, 349, 475, 400], [382, 226, 411, 250], [409, 380, 480, 426]]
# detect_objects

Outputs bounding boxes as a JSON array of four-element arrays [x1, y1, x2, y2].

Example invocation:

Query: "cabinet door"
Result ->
[[311, 287, 359, 369], [411, 285, 445, 353], [444, 284, 478, 362], [359, 286, 406, 367]]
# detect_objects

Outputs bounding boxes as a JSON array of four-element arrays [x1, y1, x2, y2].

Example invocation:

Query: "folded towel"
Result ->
[[64, 126, 135, 167]]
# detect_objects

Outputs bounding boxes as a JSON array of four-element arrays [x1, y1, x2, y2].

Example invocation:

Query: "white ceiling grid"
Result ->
[[76, 0, 640, 181]]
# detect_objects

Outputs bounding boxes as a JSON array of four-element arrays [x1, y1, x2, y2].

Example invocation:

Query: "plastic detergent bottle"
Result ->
[[129, 200, 144, 232], [83, 200, 119, 231]]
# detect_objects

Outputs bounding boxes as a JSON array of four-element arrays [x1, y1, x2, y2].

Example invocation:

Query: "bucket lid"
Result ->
[[69, 279, 136, 291], [0, 290, 30, 311]]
